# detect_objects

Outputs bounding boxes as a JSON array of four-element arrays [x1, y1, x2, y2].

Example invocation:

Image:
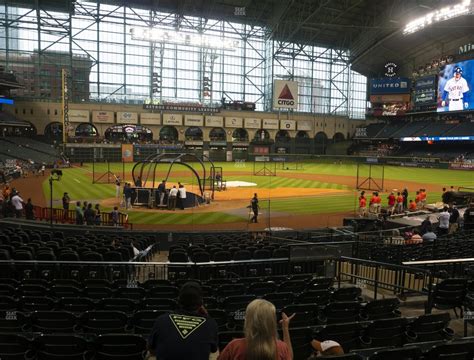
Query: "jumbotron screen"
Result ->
[[437, 59, 473, 112]]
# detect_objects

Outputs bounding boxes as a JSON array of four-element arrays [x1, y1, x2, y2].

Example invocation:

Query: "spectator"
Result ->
[[178, 183, 187, 210], [168, 186, 178, 210], [406, 230, 423, 245], [11, 190, 24, 218], [395, 192, 403, 214], [157, 180, 166, 206], [41, 164, 45, 176], [24, 198, 34, 220], [420, 217, 433, 235], [84, 203, 95, 225], [409, 200, 417, 211], [464, 202, 474, 231], [115, 176, 121, 198], [94, 204, 101, 226], [135, 176, 142, 188], [111, 206, 120, 227], [438, 206, 450, 236], [75, 201, 84, 225], [310, 340, 344, 357], [449, 203, 460, 234], [402, 188, 408, 210], [218, 299, 295, 360], [62, 192, 70, 220], [422, 229, 437, 242], [358, 191, 367, 217], [148, 282, 218, 360], [387, 192, 396, 215], [124, 183, 133, 210]]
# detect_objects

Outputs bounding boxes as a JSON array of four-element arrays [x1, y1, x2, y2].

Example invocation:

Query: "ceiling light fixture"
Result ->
[[403, 0, 472, 35]]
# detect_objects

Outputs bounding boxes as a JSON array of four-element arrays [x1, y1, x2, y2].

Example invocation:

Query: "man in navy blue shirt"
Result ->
[[148, 282, 218, 360]]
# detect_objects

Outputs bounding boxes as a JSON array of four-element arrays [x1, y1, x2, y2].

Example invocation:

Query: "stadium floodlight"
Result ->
[[403, 0, 472, 35], [130, 27, 239, 51]]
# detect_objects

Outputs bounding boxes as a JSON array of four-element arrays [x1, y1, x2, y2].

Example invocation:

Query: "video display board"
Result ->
[[437, 59, 473, 112]]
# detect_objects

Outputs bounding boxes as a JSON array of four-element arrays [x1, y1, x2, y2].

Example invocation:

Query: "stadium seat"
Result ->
[[425, 342, 471, 360], [406, 313, 453, 343], [78, 310, 129, 334], [93, 334, 147, 360], [360, 298, 401, 320], [360, 317, 408, 348], [0, 333, 33, 360], [331, 287, 362, 302], [369, 346, 422, 360], [34, 333, 91, 360], [425, 278, 467, 318], [99, 298, 137, 313], [29, 311, 78, 333], [318, 302, 361, 324], [0, 311, 27, 332], [129, 310, 164, 334], [139, 298, 177, 311], [57, 297, 96, 312], [18, 296, 56, 311]]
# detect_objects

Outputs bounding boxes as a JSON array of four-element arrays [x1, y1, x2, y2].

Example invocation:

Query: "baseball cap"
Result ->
[[312, 340, 344, 355], [178, 281, 203, 310], [454, 66, 463, 74]]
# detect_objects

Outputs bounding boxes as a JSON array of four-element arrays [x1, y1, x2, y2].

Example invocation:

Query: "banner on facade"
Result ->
[[273, 80, 298, 109]]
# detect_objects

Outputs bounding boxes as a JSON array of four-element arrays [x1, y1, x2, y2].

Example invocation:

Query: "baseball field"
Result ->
[[12, 161, 473, 230]]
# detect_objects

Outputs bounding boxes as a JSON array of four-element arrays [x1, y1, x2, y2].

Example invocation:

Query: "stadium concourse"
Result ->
[[1, 0, 474, 359]]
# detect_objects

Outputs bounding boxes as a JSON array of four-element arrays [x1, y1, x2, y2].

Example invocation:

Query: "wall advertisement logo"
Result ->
[[273, 80, 298, 109], [384, 62, 398, 77]]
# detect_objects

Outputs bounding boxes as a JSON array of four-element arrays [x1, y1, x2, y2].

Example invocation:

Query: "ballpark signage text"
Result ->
[[384, 62, 398, 77], [370, 78, 411, 95], [273, 80, 298, 109], [143, 103, 220, 113]]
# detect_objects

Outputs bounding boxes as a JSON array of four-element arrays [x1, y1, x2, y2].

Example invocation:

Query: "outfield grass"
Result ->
[[42, 162, 471, 225]]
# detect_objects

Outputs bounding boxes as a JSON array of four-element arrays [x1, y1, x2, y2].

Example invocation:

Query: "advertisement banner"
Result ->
[[370, 94, 411, 103], [184, 115, 204, 127], [297, 120, 312, 131], [262, 118, 279, 129], [449, 163, 474, 170], [92, 111, 114, 124], [437, 59, 473, 113], [415, 75, 437, 89], [273, 80, 298, 109], [370, 77, 411, 95], [244, 118, 261, 129], [205, 116, 224, 127], [140, 113, 161, 125], [225, 117, 243, 128], [69, 110, 90, 123], [280, 119, 296, 130], [163, 114, 183, 126], [121, 144, 134, 162], [117, 112, 138, 124]]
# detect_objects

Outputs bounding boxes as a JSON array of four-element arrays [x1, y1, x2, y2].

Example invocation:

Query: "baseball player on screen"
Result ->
[[441, 66, 469, 111]]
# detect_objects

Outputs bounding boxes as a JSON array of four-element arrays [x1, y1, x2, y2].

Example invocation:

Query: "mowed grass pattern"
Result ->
[[43, 162, 471, 225]]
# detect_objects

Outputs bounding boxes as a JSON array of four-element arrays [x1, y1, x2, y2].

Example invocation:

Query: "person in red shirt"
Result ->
[[218, 299, 295, 360], [374, 192, 382, 214], [396, 192, 404, 214], [387, 192, 396, 215], [415, 191, 421, 209], [409, 199, 417, 211], [358, 191, 367, 217], [420, 188, 427, 208]]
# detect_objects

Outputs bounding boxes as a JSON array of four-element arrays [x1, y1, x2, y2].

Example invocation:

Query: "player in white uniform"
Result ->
[[441, 66, 469, 111]]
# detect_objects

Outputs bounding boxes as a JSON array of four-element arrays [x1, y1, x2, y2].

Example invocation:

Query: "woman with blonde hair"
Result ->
[[218, 299, 295, 360]]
